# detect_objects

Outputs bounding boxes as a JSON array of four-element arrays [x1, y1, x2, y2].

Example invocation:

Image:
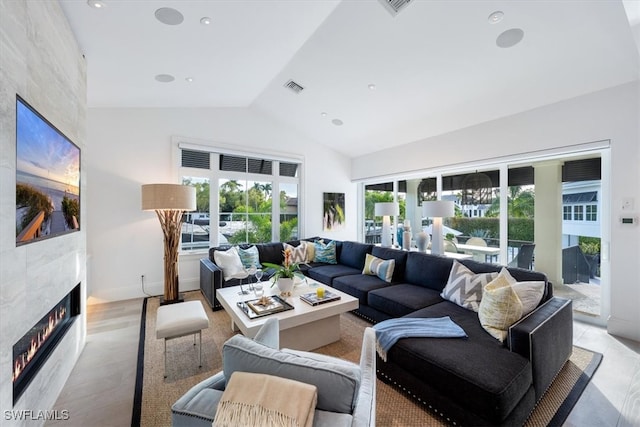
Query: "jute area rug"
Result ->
[[132, 291, 601, 427]]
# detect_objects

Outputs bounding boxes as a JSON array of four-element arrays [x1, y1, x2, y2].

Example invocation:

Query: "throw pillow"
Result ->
[[213, 247, 247, 281], [362, 253, 395, 283], [305, 241, 315, 263], [478, 273, 524, 342], [238, 245, 261, 270], [495, 268, 545, 315], [314, 240, 337, 264], [440, 261, 498, 311], [283, 242, 308, 264]]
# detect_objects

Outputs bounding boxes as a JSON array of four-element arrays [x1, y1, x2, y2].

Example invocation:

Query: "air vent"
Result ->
[[378, 0, 412, 16], [284, 79, 304, 94]]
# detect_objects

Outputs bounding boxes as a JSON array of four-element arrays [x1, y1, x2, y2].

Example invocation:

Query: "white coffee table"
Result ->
[[216, 278, 358, 351]]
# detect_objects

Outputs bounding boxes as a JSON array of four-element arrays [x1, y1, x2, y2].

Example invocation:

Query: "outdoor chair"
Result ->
[[509, 243, 535, 270], [465, 237, 488, 262], [443, 240, 459, 253]]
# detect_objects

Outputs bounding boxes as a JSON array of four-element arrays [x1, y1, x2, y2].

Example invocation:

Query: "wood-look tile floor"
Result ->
[[47, 298, 640, 427]]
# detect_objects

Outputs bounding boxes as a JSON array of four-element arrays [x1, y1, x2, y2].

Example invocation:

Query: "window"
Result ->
[[182, 176, 211, 250], [573, 205, 584, 221], [178, 146, 301, 250], [563, 206, 572, 220], [586, 205, 597, 221]]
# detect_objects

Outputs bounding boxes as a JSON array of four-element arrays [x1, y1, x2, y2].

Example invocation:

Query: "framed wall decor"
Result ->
[[16, 95, 80, 246], [323, 192, 345, 231]]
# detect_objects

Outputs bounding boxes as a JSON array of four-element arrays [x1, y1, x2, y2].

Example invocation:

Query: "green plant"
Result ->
[[262, 248, 304, 287], [16, 183, 53, 232], [61, 196, 80, 229], [445, 233, 455, 241], [579, 237, 601, 255], [469, 229, 491, 238]]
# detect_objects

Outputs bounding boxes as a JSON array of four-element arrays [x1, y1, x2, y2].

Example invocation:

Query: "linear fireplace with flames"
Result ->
[[12, 283, 81, 405]]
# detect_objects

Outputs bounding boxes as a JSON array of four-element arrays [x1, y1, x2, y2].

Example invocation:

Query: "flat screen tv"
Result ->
[[15, 95, 80, 246]]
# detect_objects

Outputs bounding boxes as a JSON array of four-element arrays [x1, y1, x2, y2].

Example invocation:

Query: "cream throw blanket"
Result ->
[[213, 372, 317, 427]]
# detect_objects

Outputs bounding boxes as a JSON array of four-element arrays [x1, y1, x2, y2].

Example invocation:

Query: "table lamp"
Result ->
[[422, 200, 454, 255], [142, 184, 196, 304], [375, 202, 399, 247]]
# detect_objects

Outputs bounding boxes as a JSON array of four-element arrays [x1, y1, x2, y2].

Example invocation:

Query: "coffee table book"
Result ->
[[300, 290, 341, 306]]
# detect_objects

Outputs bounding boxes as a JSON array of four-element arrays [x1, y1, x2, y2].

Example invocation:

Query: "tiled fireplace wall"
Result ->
[[0, 0, 87, 421]]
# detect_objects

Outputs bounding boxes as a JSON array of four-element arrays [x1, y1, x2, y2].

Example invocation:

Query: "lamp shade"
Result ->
[[422, 200, 454, 218], [141, 184, 196, 211], [375, 202, 399, 216]]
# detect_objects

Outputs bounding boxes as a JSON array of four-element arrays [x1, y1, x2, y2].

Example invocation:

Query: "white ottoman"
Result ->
[[156, 300, 210, 377]]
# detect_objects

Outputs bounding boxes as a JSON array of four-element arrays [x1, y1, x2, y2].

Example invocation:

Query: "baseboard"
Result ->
[[607, 316, 640, 342], [87, 275, 200, 304]]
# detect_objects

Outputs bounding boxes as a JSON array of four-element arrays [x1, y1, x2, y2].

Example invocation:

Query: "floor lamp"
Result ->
[[142, 184, 196, 305], [422, 200, 454, 256], [375, 202, 399, 247]]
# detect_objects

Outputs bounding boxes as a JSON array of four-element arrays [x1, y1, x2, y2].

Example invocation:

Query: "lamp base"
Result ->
[[160, 293, 185, 305]]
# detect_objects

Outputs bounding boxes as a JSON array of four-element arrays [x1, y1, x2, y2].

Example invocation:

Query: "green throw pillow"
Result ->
[[314, 240, 337, 264], [238, 245, 261, 269]]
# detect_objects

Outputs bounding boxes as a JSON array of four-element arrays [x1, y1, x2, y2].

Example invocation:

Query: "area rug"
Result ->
[[132, 291, 602, 427]]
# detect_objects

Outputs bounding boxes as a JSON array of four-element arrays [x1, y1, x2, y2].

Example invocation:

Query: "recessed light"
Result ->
[[496, 28, 524, 48], [155, 74, 175, 83], [155, 7, 184, 25], [185, 77, 194, 83], [87, 0, 105, 8], [332, 119, 344, 126], [368, 84, 376, 90], [200, 17, 212, 25], [488, 11, 504, 24], [321, 112, 327, 117]]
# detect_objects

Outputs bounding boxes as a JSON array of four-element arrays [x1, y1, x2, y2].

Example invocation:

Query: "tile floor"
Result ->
[[47, 298, 640, 426]]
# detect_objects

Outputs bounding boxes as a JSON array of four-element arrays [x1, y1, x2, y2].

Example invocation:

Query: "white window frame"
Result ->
[[173, 137, 304, 252]]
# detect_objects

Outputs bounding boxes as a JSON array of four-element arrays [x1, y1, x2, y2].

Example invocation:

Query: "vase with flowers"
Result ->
[[262, 248, 305, 297]]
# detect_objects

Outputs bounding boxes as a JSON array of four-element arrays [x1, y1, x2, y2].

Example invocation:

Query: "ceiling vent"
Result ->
[[284, 79, 304, 94], [378, 0, 412, 16]]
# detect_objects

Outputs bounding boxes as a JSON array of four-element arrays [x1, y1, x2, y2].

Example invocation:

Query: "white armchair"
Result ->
[[171, 318, 376, 427]]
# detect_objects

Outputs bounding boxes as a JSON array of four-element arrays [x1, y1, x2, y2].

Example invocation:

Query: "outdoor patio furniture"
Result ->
[[510, 244, 535, 270]]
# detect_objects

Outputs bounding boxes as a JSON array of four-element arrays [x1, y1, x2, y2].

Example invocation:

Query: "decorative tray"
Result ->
[[236, 295, 294, 319], [300, 290, 341, 306]]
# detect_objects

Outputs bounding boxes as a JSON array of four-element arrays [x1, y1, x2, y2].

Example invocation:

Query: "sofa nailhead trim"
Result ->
[[376, 368, 460, 426]]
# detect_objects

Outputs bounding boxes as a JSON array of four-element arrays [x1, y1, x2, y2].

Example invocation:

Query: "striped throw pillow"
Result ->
[[362, 253, 395, 283]]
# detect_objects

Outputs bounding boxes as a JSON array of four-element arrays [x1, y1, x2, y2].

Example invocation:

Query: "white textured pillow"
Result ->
[[213, 247, 247, 281], [495, 268, 545, 315], [283, 243, 308, 264], [304, 241, 315, 263], [440, 261, 498, 311], [478, 273, 524, 342]]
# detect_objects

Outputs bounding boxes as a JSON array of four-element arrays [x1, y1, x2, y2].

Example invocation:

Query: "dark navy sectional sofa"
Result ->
[[200, 239, 573, 426]]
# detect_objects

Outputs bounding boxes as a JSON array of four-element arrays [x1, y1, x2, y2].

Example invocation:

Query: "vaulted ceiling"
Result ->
[[60, 0, 639, 158]]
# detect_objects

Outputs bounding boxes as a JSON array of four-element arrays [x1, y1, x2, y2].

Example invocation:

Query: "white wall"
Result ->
[[352, 82, 640, 342], [86, 107, 356, 302], [0, 0, 87, 420]]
